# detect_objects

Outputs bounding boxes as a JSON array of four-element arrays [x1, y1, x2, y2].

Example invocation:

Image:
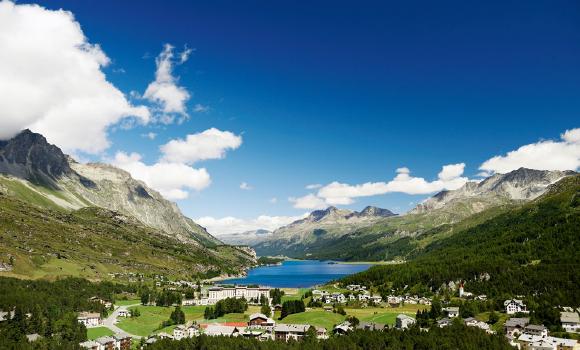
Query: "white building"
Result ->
[[561, 312, 580, 333], [395, 314, 416, 329], [208, 286, 270, 305], [517, 334, 579, 350], [77, 312, 101, 327], [443, 307, 459, 318], [504, 299, 528, 315]]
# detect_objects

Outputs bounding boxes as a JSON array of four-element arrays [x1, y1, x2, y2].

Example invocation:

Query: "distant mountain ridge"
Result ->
[[254, 206, 397, 256], [412, 168, 575, 214], [0, 129, 220, 246], [254, 168, 576, 258]]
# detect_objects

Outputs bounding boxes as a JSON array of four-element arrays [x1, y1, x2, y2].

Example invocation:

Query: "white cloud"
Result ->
[[269, 197, 278, 204], [240, 182, 253, 190], [0, 1, 149, 153], [160, 128, 242, 164], [480, 128, 580, 174], [193, 103, 210, 113], [305, 184, 322, 190], [143, 44, 190, 122], [141, 132, 157, 140], [111, 151, 210, 200], [289, 194, 328, 210], [293, 164, 469, 208], [196, 214, 306, 236]]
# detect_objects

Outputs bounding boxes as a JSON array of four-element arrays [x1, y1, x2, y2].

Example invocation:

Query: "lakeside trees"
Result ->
[[204, 298, 248, 320]]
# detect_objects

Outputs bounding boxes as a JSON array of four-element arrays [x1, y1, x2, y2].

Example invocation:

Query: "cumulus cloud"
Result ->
[[292, 164, 468, 208], [240, 182, 253, 190], [113, 128, 241, 200], [160, 128, 242, 164], [112, 151, 210, 200], [143, 44, 190, 122], [0, 1, 149, 153], [289, 194, 328, 210], [196, 214, 306, 236], [480, 128, 580, 174]]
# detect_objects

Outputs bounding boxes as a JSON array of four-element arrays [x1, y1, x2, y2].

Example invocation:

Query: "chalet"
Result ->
[[173, 325, 188, 340], [25, 334, 42, 342], [89, 297, 112, 309], [182, 299, 196, 306], [241, 329, 263, 339], [505, 299, 528, 315], [437, 318, 452, 328], [273, 304, 283, 312], [79, 340, 100, 350], [517, 334, 579, 350], [187, 324, 200, 337], [248, 313, 275, 327], [504, 317, 530, 337], [316, 327, 328, 339], [443, 307, 459, 318], [204, 324, 241, 337], [524, 324, 548, 337], [117, 309, 129, 318], [273, 324, 309, 341], [157, 332, 174, 340], [370, 295, 383, 304], [78, 312, 101, 327], [333, 321, 353, 335], [395, 314, 416, 329], [560, 312, 580, 333], [463, 317, 478, 327], [113, 333, 132, 350], [357, 322, 386, 331], [464, 318, 493, 334], [95, 336, 115, 350]]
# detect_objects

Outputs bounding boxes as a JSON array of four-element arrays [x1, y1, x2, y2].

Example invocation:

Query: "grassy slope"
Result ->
[[0, 190, 253, 281], [341, 175, 580, 303], [87, 327, 114, 340]]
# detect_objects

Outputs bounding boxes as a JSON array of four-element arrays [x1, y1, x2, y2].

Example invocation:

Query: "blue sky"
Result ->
[[2, 0, 579, 234]]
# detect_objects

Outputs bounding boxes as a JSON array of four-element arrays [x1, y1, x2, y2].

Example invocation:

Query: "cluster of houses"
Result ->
[[386, 295, 432, 306], [182, 286, 271, 306], [79, 333, 131, 350], [143, 312, 329, 346], [312, 288, 382, 305], [504, 316, 580, 350]]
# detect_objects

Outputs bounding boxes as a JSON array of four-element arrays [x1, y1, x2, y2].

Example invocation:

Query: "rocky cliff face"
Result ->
[[411, 168, 576, 214], [0, 129, 221, 247], [0, 129, 73, 187]]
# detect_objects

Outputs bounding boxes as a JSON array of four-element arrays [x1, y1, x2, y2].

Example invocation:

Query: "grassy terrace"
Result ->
[[116, 303, 428, 336], [117, 305, 263, 336], [87, 327, 114, 340]]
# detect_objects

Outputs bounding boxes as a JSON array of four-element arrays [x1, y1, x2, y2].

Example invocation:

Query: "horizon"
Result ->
[[0, 0, 579, 236]]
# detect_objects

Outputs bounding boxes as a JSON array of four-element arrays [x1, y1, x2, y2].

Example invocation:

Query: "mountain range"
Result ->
[[254, 168, 576, 259], [0, 130, 255, 279]]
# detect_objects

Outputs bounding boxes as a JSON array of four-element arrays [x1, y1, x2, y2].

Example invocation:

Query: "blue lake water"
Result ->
[[218, 260, 372, 288]]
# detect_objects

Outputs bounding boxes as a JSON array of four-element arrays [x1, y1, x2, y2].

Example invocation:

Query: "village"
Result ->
[[32, 280, 577, 350]]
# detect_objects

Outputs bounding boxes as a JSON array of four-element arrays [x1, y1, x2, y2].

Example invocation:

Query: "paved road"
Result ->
[[102, 304, 143, 339]]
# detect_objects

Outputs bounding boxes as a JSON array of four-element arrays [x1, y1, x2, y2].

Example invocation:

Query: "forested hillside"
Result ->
[[342, 175, 580, 307]]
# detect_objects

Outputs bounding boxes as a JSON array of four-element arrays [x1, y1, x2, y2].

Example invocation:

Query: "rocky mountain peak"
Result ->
[[0, 129, 72, 186], [412, 168, 576, 214], [358, 206, 396, 218]]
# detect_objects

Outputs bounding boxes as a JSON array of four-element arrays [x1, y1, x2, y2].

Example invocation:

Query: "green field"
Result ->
[[87, 327, 114, 340], [280, 311, 345, 330], [346, 305, 426, 325], [117, 305, 206, 336], [117, 305, 261, 336]]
